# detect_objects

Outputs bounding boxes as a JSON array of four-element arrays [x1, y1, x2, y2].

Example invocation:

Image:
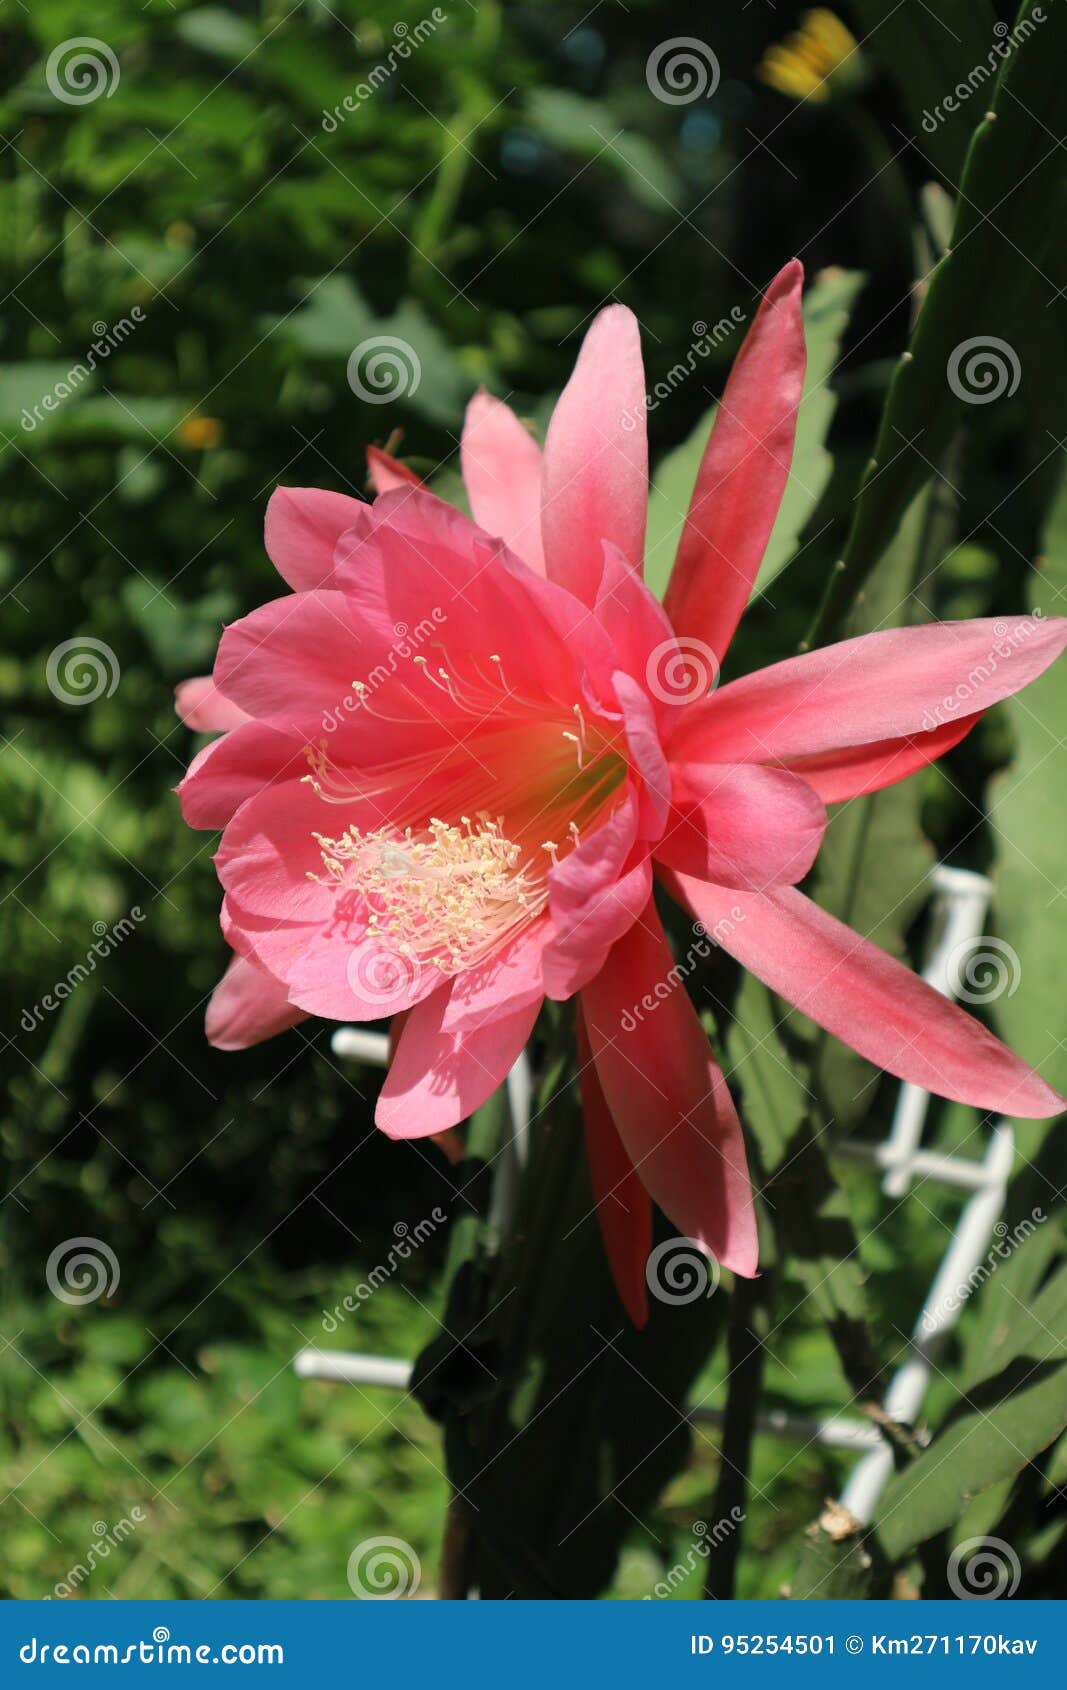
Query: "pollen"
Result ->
[[313, 813, 544, 973]]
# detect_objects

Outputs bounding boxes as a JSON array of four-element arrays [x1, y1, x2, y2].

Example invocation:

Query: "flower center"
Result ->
[[313, 813, 542, 975]]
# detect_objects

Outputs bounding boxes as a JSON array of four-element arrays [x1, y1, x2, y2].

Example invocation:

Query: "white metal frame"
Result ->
[[298, 867, 1010, 1526]]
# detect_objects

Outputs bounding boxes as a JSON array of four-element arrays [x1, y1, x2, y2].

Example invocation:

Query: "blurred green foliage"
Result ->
[[2, 0, 1066, 1599]]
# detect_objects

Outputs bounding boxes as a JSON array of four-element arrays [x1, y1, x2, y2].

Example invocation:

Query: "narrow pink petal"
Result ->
[[656, 762, 825, 889], [205, 953, 308, 1050], [174, 676, 253, 734], [264, 486, 371, 591], [366, 445, 424, 494], [672, 616, 1067, 768], [376, 984, 540, 1138], [664, 261, 805, 661], [666, 874, 1065, 1119], [611, 671, 671, 833], [541, 304, 648, 606], [577, 1004, 651, 1327], [461, 390, 546, 575], [541, 794, 651, 999], [782, 713, 980, 802], [580, 901, 759, 1277]]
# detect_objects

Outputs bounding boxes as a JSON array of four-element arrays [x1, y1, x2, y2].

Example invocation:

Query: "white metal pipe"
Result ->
[[837, 1122, 1014, 1523], [879, 866, 992, 1197], [293, 1349, 413, 1388], [330, 1028, 391, 1066]]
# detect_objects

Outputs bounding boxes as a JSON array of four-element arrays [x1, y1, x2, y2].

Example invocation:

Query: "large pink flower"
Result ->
[[177, 261, 1066, 1326]]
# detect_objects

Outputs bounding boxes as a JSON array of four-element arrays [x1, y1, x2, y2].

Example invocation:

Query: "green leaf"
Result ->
[[525, 89, 684, 214], [847, 0, 997, 187], [644, 268, 862, 600], [268, 276, 471, 425], [812, 1, 1067, 639], [990, 466, 1067, 1120], [877, 1359, 1067, 1559]]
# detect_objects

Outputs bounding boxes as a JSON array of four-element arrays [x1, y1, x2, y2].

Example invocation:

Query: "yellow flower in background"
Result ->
[[758, 9, 860, 103], [179, 416, 223, 450]]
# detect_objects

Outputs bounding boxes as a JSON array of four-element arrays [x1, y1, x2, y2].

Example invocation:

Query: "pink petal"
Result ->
[[205, 953, 308, 1050], [216, 782, 440, 1021], [177, 719, 312, 830], [541, 794, 651, 999], [665, 873, 1065, 1119], [461, 390, 546, 574], [577, 1004, 651, 1327], [672, 616, 1067, 768], [332, 487, 615, 713], [780, 713, 980, 802], [580, 901, 759, 1277], [376, 982, 540, 1138], [541, 304, 648, 606], [595, 541, 684, 738], [366, 445, 424, 494], [664, 261, 805, 662], [213, 589, 397, 722], [264, 486, 371, 591], [656, 762, 826, 889], [175, 676, 252, 734], [611, 670, 671, 832], [444, 921, 548, 1032]]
